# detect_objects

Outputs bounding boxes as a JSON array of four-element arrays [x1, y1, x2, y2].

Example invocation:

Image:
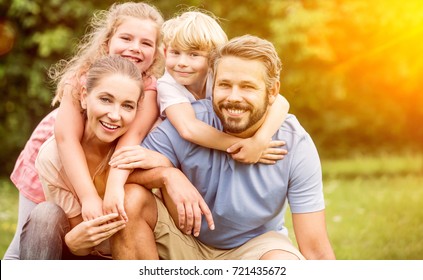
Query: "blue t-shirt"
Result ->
[[142, 99, 325, 249]]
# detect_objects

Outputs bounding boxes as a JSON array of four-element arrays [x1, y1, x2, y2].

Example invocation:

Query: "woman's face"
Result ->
[[108, 17, 158, 74], [82, 73, 140, 143]]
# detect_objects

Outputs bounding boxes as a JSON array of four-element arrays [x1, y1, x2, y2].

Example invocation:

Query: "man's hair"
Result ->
[[212, 35, 282, 94], [162, 10, 227, 53]]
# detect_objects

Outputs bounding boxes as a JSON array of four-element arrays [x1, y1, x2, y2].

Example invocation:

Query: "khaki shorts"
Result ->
[[153, 196, 305, 260]]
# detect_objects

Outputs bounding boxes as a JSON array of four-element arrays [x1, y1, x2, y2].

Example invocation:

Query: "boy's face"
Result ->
[[165, 46, 209, 95]]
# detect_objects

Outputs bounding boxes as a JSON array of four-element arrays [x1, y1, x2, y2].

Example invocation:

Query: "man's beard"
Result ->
[[213, 98, 268, 134]]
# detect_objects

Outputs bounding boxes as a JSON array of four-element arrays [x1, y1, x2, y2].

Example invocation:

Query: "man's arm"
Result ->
[[292, 210, 335, 260], [127, 167, 214, 236]]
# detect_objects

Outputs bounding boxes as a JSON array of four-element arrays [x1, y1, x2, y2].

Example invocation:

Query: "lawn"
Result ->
[[1, 154, 422, 259]]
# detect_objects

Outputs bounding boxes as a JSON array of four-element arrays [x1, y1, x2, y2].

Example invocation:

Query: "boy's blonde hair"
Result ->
[[50, 2, 164, 105], [162, 9, 227, 54]]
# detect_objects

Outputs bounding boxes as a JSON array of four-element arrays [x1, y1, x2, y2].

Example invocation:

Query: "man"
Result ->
[[111, 35, 335, 260]]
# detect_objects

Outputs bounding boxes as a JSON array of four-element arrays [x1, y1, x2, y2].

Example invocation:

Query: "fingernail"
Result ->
[[210, 224, 215, 230]]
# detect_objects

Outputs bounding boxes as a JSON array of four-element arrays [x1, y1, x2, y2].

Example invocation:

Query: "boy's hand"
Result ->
[[228, 137, 287, 165]]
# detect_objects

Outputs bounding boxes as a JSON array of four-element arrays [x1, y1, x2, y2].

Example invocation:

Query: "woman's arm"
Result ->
[[102, 89, 159, 221], [55, 84, 103, 221]]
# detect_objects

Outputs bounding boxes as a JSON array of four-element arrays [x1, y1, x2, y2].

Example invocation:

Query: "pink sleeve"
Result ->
[[10, 109, 58, 203]]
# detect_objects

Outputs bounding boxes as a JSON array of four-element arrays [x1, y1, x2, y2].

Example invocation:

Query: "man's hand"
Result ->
[[163, 168, 214, 237]]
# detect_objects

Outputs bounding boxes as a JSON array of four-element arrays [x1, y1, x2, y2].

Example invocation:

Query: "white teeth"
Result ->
[[101, 121, 118, 129], [228, 109, 245, 114]]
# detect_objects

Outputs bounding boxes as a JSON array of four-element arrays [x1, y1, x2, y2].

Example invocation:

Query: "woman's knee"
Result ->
[[29, 202, 67, 225]]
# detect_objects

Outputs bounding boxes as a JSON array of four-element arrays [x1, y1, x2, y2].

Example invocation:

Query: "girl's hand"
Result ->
[[65, 213, 126, 256], [81, 195, 104, 221], [109, 145, 172, 169], [228, 138, 287, 165], [103, 185, 127, 222]]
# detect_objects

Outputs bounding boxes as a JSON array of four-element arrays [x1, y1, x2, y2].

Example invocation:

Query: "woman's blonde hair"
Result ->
[[50, 2, 164, 105], [162, 9, 227, 54]]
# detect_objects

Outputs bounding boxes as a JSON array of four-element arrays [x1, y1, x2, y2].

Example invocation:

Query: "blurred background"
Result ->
[[1, 0, 422, 259]]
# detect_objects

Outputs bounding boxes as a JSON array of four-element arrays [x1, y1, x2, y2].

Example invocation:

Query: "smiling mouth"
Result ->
[[100, 121, 119, 130], [123, 55, 141, 63]]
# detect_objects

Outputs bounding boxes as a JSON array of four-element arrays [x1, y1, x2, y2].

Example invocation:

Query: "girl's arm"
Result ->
[[55, 84, 103, 221], [102, 89, 159, 221], [228, 94, 290, 164]]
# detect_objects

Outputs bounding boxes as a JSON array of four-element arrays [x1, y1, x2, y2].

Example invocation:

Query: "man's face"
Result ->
[[213, 56, 271, 137]]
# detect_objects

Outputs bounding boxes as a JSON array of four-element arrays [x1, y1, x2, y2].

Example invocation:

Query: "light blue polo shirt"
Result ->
[[142, 99, 325, 249]]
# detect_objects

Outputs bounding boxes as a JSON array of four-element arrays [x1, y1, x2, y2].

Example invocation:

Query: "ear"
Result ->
[[80, 86, 88, 110], [268, 80, 280, 105]]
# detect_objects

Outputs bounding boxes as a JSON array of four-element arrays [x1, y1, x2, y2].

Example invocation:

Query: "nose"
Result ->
[[177, 54, 188, 67], [130, 42, 141, 53], [226, 86, 243, 102], [107, 106, 121, 122]]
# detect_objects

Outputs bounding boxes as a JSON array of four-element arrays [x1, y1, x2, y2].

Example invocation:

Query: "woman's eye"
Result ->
[[122, 104, 135, 110], [100, 97, 111, 103]]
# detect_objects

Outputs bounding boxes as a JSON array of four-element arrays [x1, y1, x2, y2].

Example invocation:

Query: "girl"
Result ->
[[4, 2, 164, 259]]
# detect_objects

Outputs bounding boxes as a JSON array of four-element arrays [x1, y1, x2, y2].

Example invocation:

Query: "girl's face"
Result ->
[[108, 17, 158, 74], [165, 46, 209, 96], [82, 74, 140, 143]]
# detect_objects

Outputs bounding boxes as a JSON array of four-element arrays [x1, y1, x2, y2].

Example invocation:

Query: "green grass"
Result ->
[[0, 179, 19, 259], [1, 154, 422, 259]]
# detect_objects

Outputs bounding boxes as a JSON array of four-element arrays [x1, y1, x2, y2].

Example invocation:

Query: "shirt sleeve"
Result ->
[[287, 132, 325, 213], [35, 137, 82, 218], [157, 76, 191, 117]]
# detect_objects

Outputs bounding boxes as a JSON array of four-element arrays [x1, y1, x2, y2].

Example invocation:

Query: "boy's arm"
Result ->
[[228, 94, 289, 164], [102, 89, 159, 221], [55, 84, 102, 221], [165, 102, 240, 151]]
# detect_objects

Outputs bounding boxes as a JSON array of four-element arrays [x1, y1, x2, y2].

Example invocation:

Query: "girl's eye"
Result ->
[[142, 41, 153, 47], [120, 36, 131, 41]]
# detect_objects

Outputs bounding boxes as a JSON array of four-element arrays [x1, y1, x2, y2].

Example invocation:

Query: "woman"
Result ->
[[20, 55, 162, 259]]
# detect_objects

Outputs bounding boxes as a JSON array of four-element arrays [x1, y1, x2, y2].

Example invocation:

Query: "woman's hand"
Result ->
[[65, 213, 126, 256], [109, 145, 172, 169]]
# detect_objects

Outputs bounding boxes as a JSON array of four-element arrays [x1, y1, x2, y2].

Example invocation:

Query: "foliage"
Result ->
[[1, 0, 423, 176]]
